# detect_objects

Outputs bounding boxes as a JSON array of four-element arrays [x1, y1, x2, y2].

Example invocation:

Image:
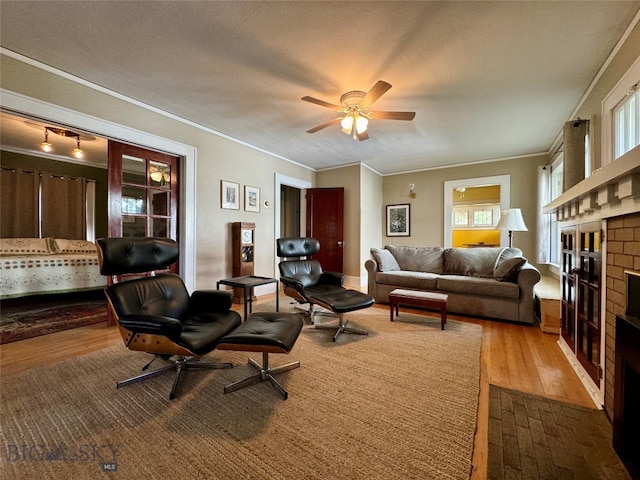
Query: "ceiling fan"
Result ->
[[301, 80, 415, 141]]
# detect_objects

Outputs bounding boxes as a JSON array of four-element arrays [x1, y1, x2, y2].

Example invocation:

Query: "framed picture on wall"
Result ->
[[386, 204, 410, 236], [221, 180, 240, 209], [244, 185, 260, 212]]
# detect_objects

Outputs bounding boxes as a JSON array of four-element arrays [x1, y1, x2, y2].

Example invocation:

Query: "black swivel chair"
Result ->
[[97, 237, 242, 400], [277, 237, 374, 341]]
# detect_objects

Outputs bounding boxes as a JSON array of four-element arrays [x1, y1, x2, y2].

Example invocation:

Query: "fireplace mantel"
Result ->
[[543, 148, 640, 224]]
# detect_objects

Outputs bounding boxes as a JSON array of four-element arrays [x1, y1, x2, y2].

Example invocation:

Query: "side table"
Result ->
[[217, 275, 279, 320]]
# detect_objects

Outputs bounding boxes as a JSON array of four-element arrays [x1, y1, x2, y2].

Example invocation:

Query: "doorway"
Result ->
[[1, 90, 198, 291], [443, 175, 511, 248]]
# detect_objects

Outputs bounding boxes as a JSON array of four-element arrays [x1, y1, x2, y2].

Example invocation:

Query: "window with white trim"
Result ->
[[549, 157, 563, 265], [452, 205, 501, 229], [614, 84, 640, 159]]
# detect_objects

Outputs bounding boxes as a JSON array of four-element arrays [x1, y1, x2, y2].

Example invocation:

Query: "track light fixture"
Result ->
[[40, 126, 84, 158], [41, 129, 53, 152]]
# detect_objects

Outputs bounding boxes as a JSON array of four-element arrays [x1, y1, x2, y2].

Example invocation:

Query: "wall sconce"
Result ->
[[409, 184, 416, 199]]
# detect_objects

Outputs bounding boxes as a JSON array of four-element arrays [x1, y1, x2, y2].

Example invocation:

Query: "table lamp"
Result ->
[[496, 208, 528, 247]]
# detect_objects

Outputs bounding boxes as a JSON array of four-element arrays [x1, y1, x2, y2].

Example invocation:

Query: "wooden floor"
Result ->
[[0, 293, 594, 479]]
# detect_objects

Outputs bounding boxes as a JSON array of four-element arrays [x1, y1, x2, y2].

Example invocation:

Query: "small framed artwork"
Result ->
[[244, 185, 260, 213], [221, 180, 240, 209], [386, 204, 410, 237]]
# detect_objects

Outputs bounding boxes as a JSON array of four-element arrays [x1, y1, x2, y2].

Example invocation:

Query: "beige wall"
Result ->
[[1, 54, 314, 290], [570, 22, 640, 172], [360, 165, 383, 282], [381, 155, 548, 264]]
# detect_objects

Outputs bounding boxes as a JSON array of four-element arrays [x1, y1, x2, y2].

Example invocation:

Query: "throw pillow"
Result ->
[[52, 239, 98, 254], [371, 248, 401, 272], [494, 256, 527, 282], [385, 245, 444, 273], [0, 237, 55, 255]]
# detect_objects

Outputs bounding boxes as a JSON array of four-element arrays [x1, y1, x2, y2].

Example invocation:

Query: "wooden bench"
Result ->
[[534, 276, 561, 334], [389, 289, 448, 330]]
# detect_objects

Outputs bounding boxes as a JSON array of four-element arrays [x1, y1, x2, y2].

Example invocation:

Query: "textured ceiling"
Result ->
[[1, 1, 639, 174]]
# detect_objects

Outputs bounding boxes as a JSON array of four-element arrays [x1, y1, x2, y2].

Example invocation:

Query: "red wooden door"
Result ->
[[305, 187, 344, 272]]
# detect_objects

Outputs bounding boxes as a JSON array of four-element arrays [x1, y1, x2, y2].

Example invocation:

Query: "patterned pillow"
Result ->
[[371, 248, 401, 272], [0, 238, 55, 255], [52, 239, 97, 254]]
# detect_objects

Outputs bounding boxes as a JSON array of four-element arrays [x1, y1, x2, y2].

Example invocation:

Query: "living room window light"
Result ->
[[614, 85, 639, 158], [549, 157, 563, 266]]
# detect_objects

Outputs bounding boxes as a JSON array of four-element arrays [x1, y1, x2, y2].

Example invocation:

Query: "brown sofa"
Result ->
[[365, 245, 541, 325]]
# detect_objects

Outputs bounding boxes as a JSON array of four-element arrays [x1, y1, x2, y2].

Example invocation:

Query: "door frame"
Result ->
[[1, 89, 198, 291], [274, 173, 312, 279], [443, 175, 511, 248]]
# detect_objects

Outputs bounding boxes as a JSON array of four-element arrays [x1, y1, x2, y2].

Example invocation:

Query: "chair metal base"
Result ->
[[313, 312, 369, 342], [117, 355, 233, 400], [223, 352, 300, 400]]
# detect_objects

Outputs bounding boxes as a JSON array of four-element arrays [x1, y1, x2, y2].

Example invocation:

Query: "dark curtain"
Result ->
[[0, 167, 39, 237], [563, 120, 588, 191], [41, 174, 86, 239]]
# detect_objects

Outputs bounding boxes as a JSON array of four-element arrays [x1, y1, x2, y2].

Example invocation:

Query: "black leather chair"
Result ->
[[97, 237, 242, 400], [277, 237, 374, 341]]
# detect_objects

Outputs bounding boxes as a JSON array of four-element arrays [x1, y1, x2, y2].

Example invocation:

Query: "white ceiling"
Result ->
[[1, 1, 639, 174]]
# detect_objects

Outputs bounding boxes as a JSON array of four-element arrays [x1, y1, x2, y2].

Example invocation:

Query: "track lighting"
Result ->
[[41, 129, 53, 152], [40, 126, 84, 159], [72, 137, 83, 158]]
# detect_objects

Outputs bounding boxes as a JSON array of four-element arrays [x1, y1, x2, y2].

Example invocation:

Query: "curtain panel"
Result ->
[[0, 167, 39, 237], [41, 174, 87, 239], [563, 120, 588, 191], [536, 166, 550, 264]]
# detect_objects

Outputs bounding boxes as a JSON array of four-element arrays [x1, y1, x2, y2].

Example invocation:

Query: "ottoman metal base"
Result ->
[[314, 313, 369, 342], [223, 352, 300, 400]]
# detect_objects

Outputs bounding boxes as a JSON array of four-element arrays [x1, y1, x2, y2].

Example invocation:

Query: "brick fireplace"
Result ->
[[605, 212, 640, 419]]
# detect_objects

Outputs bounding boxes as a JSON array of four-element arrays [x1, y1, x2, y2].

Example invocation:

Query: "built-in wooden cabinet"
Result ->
[[231, 222, 255, 303], [560, 222, 602, 385]]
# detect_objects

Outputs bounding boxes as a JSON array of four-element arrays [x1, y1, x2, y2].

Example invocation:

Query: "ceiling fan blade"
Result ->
[[370, 111, 416, 121], [359, 80, 392, 109], [306, 117, 342, 133], [356, 130, 369, 141], [301, 96, 341, 110]]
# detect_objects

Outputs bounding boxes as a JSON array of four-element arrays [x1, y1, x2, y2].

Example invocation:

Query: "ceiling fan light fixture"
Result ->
[[340, 114, 354, 134], [355, 115, 368, 134]]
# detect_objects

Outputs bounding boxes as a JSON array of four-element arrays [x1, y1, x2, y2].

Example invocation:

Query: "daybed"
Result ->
[[0, 238, 106, 299], [365, 245, 541, 325]]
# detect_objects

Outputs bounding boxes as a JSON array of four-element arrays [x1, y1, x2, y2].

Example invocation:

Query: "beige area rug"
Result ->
[[0, 306, 482, 480]]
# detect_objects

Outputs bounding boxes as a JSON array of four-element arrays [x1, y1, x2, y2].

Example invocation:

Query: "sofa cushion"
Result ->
[[443, 247, 506, 278], [385, 245, 444, 273], [376, 271, 439, 290], [494, 257, 527, 282], [52, 239, 98, 254], [370, 247, 401, 272], [0, 237, 55, 255], [436, 275, 520, 299]]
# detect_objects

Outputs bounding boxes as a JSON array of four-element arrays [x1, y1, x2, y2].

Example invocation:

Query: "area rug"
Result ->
[[0, 291, 107, 344], [487, 385, 630, 480], [1, 307, 482, 480]]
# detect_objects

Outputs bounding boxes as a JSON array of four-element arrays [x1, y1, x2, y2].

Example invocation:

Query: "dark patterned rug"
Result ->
[[0, 290, 107, 344], [488, 384, 630, 480]]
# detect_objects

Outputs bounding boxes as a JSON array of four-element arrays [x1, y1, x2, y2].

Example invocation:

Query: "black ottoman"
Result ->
[[216, 312, 303, 400], [309, 290, 374, 341]]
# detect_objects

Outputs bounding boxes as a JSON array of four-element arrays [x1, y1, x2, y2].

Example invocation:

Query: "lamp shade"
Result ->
[[496, 208, 528, 232]]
